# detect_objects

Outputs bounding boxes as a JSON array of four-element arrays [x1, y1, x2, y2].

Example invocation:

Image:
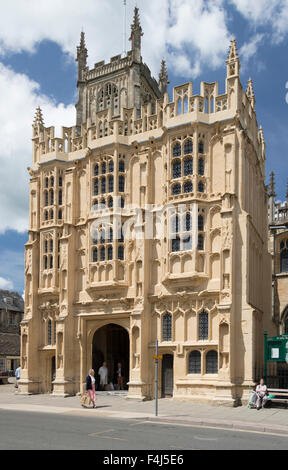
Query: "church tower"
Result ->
[[22, 11, 275, 405], [75, 7, 161, 126]]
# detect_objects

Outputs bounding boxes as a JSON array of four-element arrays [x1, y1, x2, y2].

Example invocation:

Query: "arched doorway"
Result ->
[[92, 324, 129, 390]]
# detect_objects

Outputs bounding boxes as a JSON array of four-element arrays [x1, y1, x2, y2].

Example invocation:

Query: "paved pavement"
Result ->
[[1, 409, 288, 450], [1, 380, 288, 436]]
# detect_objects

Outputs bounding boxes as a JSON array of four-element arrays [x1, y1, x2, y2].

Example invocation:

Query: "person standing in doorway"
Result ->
[[15, 365, 21, 389], [115, 362, 124, 390], [86, 369, 96, 408], [98, 362, 108, 391]]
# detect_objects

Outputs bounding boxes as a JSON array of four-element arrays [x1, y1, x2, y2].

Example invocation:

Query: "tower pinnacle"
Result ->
[[159, 59, 169, 96], [33, 106, 44, 128], [129, 7, 143, 63], [246, 77, 255, 109], [76, 31, 88, 81], [226, 37, 240, 78]]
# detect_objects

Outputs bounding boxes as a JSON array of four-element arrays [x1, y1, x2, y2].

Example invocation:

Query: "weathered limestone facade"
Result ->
[[21, 9, 275, 405]]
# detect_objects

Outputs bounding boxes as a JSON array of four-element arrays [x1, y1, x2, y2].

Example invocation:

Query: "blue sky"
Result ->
[[0, 0, 288, 294]]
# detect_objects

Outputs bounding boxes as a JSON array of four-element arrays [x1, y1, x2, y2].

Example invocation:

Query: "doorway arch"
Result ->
[[92, 324, 129, 389]]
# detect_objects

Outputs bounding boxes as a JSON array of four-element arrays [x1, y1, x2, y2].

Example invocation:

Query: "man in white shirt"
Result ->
[[98, 362, 108, 390], [15, 366, 21, 389]]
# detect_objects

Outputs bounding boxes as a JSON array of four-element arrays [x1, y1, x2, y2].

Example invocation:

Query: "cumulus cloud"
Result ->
[[230, 0, 288, 43], [0, 0, 232, 79], [0, 63, 75, 233], [0, 276, 13, 290], [239, 33, 265, 71]]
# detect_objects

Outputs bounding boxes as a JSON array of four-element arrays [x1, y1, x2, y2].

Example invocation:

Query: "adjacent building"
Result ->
[[21, 8, 275, 404], [268, 172, 288, 334], [0, 290, 23, 373]]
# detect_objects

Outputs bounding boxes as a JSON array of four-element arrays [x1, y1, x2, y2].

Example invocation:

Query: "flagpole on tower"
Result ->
[[123, 0, 127, 56]]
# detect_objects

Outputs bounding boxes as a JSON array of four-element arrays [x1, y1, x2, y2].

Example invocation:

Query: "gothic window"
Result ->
[[94, 164, 99, 176], [94, 179, 99, 196], [50, 190, 54, 205], [184, 181, 193, 193], [59, 176, 63, 187], [184, 139, 193, 155], [119, 159, 125, 172], [172, 160, 181, 179], [198, 234, 204, 251], [58, 209, 62, 220], [171, 210, 192, 252], [49, 255, 53, 269], [172, 236, 181, 252], [108, 196, 113, 208], [102, 162, 106, 174], [101, 198, 106, 208], [198, 215, 204, 231], [109, 160, 114, 173], [49, 240, 53, 252], [104, 121, 108, 137], [44, 256, 48, 270], [44, 240, 48, 253], [188, 351, 201, 374], [198, 141, 204, 154], [47, 320, 52, 345], [162, 313, 172, 341], [49, 209, 54, 220], [45, 177, 49, 188], [119, 175, 125, 192], [172, 215, 179, 233], [280, 246, 288, 273], [108, 176, 114, 193], [108, 246, 113, 260], [184, 157, 193, 176], [198, 157, 205, 175], [100, 246, 105, 261], [199, 311, 209, 340], [44, 191, 49, 206], [44, 210, 48, 221], [118, 245, 124, 260], [108, 228, 113, 243], [93, 200, 98, 211], [198, 181, 205, 193], [50, 176, 54, 187], [100, 228, 106, 244], [172, 183, 181, 195], [101, 177, 106, 194], [120, 197, 125, 208], [173, 142, 181, 157], [93, 248, 98, 263], [206, 350, 218, 374], [58, 190, 62, 206], [185, 213, 191, 231]]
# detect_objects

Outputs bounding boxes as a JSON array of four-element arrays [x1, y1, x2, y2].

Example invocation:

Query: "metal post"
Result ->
[[264, 330, 268, 384], [155, 340, 158, 417]]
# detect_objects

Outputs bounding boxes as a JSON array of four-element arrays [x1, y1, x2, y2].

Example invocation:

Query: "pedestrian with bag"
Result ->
[[81, 369, 96, 408]]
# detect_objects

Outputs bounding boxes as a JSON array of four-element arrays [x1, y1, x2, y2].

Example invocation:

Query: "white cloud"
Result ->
[[239, 33, 265, 71], [0, 276, 13, 290], [0, 0, 232, 79], [230, 0, 288, 43], [0, 63, 75, 233]]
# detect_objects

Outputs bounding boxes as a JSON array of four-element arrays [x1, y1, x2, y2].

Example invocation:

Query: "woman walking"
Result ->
[[86, 369, 96, 408]]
